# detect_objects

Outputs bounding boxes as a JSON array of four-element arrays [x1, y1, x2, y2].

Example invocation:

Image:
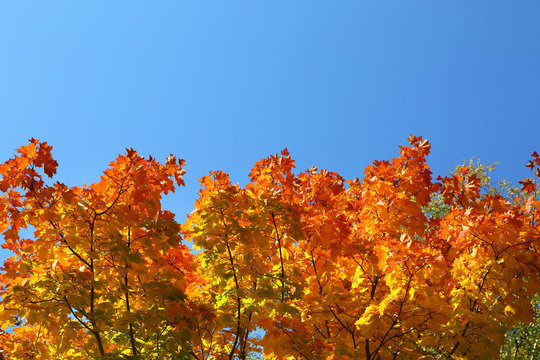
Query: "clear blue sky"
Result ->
[[1, 2, 539, 261]]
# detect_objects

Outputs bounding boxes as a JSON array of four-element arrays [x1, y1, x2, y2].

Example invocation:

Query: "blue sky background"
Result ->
[[1, 2, 539, 260]]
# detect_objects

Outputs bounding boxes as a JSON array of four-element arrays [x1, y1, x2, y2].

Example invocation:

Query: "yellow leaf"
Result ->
[[504, 305, 516, 316]]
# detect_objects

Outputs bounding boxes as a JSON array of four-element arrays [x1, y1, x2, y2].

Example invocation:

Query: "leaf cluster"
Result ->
[[0, 137, 539, 360]]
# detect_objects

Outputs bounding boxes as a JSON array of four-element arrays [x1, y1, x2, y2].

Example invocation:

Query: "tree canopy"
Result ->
[[0, 137, 539, 359]]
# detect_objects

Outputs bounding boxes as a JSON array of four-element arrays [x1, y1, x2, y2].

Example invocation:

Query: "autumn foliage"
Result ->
[[0, 137, 539, 359]]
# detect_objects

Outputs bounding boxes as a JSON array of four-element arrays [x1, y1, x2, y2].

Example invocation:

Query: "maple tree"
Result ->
[[0, 140, 202, 359], [429, 158, 540, 360], [184, 137, 540, 359], [0, 137, 539, 359]]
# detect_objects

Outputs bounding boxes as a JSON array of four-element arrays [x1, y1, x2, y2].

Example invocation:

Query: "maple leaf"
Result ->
[[519, 179, 536, 194]]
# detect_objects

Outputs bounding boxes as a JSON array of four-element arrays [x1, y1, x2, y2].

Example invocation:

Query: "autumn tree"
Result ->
[[0, 140, 203, 359], [184, 137, 540, 359], [1, 137, 539, 360]]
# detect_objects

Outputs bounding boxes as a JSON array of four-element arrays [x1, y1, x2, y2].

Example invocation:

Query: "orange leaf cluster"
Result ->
[[1, 137, 539, 360]]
